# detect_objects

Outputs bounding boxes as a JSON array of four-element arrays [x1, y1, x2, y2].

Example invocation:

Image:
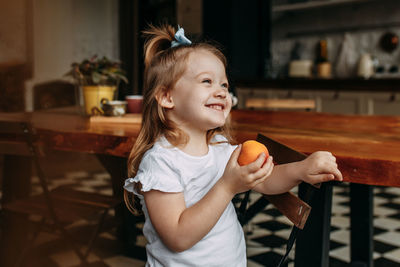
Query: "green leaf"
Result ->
[[68, 55, 128, 85]]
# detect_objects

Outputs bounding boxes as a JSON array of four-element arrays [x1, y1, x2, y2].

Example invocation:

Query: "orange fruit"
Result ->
[[237, 140, 269, 166]]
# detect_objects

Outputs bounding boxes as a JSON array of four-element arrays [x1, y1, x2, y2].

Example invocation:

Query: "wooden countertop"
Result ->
[[1, 108, 399, 187]]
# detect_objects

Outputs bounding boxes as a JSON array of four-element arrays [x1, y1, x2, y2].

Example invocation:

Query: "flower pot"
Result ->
[[82, 85, 116, 115]]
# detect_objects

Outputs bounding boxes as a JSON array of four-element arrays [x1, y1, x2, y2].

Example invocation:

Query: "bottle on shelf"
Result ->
[[316, 39, 332, 78]]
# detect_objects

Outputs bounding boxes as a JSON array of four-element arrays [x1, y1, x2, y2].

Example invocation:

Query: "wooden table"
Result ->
[[231, 110, 400, 267], [1, 108, 400, 267]]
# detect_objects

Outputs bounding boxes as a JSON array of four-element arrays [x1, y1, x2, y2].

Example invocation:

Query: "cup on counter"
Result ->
[[125, 95, 143, 113], [99, 98, 127, 116]]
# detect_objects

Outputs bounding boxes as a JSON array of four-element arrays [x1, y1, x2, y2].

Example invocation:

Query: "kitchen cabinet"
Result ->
[[236, 88, 293, 109], [236, 87, 400, 115], [315, 91, 365, 114], [272, 0, 378, 13], [366, 92, 400, 115]]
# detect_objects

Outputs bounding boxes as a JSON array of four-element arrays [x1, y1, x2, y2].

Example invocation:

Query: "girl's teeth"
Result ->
[[209, 105, 222, 110]]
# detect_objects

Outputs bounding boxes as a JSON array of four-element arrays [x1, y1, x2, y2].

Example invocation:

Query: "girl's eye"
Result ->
[[202, 79, 212, 84], [221, 83, 229, 89]]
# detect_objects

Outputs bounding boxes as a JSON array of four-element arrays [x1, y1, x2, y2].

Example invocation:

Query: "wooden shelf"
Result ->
[[273, 0, 378, 13], [235, 78, 400, 92]]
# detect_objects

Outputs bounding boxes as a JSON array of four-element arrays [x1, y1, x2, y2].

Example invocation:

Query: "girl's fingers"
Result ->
[[309, 169, 343, 184], [253, 156, 273, 176], [305, 151, 343, 184], [229, 144, 242, 164], [333, 169, 343, 181], [246, 153, 267, 172], [251, 157, 274, 184], [310, 173, 335, 183], [324, 161, 343, 181]]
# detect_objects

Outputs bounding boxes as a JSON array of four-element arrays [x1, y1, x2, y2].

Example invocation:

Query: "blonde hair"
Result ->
[[124, 24, 234, 214]]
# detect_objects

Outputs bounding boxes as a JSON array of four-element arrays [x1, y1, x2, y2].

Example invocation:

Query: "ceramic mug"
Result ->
[[126, 95, 143, 113], [358, 54, 374, 79], [98, 98, 127, 116]]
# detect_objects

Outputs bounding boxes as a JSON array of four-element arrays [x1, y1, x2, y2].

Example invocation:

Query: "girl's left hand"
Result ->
[[221, 145, 274, 195], [300, 151, 343, 185]]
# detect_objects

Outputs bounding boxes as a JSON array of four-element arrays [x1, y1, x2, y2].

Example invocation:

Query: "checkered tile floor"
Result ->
[[2, 157, 400, 267]]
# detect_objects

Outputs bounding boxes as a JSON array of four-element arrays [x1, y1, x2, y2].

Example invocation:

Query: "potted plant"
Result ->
[[66, 55, 128, 115]]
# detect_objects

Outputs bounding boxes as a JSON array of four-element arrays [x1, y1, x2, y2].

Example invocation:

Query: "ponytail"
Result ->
[[143, 24, 176, 68]]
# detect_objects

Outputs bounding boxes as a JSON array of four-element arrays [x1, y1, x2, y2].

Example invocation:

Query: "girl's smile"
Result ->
[[205, 102, 225, 111]]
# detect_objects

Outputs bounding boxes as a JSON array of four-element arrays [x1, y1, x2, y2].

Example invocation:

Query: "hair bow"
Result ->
[[171, 26, 192, 48]]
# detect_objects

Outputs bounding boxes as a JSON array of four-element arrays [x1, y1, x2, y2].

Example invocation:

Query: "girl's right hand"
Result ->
[[221, 144, 274, 196]]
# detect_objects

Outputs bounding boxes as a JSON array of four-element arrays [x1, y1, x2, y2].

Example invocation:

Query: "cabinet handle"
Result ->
[[333, 91, 339, 100], [389, 93, 396, 102]]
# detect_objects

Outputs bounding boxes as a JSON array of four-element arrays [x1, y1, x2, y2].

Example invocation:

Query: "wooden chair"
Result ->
[[236, 134, 320, 266], [33, 80, 76, 110], [0, 120, 123, 266]]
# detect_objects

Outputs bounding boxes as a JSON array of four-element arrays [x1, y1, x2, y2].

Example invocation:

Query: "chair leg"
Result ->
[[240, 196, 270, 226], [54, 223, 90, 265], [83, 209, 108, 259], [13, 217, 46, 267], [16, 217, 96, 266]]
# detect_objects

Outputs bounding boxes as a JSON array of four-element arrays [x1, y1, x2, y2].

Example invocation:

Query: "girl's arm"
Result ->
[[253, 151, 343, 195], [143, 145, 273, 252]]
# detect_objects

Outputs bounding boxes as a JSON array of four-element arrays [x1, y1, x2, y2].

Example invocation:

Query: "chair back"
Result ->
[[33, 80, 75, 110], [0, 120, 58, 219], [238, 134, 321, 267], [0, 120, 124, 266], [238, 134, 314, 229]]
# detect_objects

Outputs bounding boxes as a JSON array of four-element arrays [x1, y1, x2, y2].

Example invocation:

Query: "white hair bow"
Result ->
[[171, 26, 192, 48]]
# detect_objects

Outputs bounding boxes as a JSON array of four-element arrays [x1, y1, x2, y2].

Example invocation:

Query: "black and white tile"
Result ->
[[3, 168, 400, 267]]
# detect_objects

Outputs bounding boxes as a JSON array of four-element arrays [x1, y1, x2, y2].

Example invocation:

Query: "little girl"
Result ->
[[124, 24, 342, 266]]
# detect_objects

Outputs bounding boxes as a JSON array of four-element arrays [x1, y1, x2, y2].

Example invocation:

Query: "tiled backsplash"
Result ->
[[270, 0, 400, 78]]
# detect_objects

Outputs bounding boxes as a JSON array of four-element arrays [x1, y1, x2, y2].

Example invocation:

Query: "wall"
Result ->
[[26, 0, 120, 111], [0, 0, 119, 111], [0, 0, 28, 64], [31, 0, 119, 82], [270, 0, 400, 78]]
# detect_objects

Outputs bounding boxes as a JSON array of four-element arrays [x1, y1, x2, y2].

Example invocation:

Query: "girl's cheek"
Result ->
[[224, 106, 232, 118], [227, 99, 233, 114]]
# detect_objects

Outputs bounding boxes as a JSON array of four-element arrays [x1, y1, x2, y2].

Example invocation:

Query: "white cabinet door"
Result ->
[[236, 88, 291, 109], [236, 88, 400, 115], [314, 91, 365, 114], [366, 92, 400, 115]]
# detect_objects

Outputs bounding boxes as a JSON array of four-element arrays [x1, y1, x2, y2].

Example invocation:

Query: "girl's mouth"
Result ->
[[206, 104, 224, 111]]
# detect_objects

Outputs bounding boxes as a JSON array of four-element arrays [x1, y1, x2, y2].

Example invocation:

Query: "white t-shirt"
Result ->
[[124, 135, 246, 267]]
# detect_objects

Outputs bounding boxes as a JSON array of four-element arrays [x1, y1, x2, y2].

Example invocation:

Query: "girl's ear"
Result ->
[[155, 87, 174, 109]]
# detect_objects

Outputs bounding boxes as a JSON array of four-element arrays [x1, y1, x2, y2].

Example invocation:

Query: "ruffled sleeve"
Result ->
[[124, 151, 184, 196]]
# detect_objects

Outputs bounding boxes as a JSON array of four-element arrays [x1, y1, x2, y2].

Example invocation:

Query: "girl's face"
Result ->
[[161, 49, 232, 134]]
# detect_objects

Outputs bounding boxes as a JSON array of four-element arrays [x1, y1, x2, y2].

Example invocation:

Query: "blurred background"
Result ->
[[1, 1, 400, 267], [2, 0, 400, 114]]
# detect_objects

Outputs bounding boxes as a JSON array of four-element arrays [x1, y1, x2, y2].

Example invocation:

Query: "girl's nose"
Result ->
[[215, 87, 227, 98]]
